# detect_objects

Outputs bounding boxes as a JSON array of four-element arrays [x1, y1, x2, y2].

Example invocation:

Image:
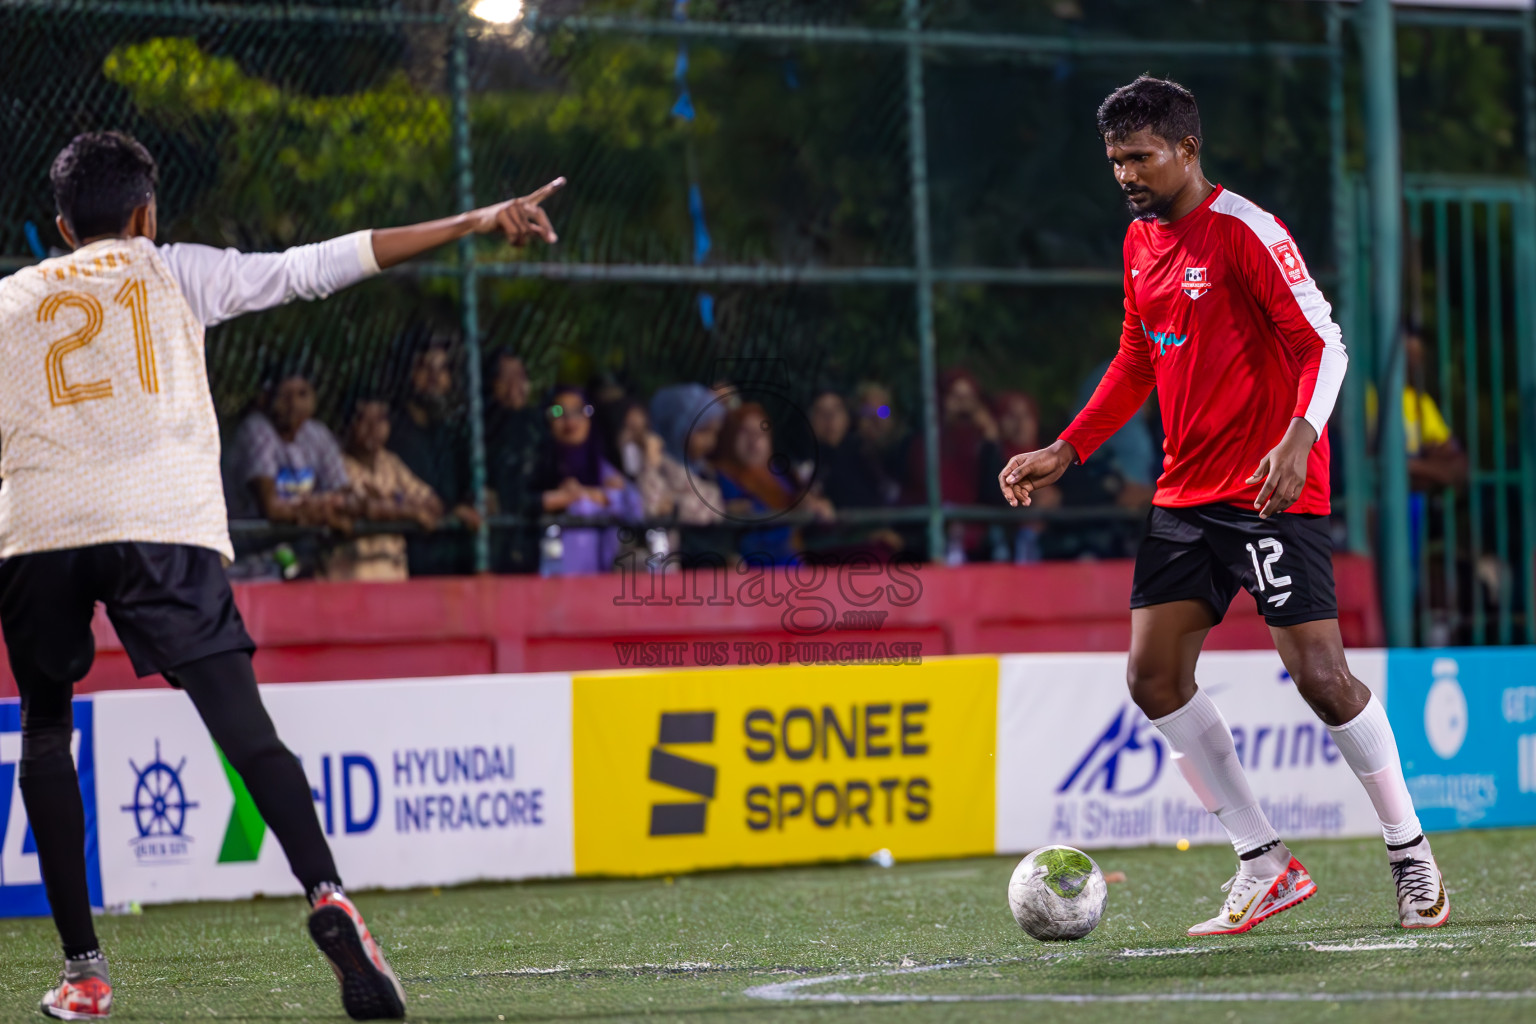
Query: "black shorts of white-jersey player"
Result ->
[[10, 131, 563, 1022], [998, 78, 1447, 938]]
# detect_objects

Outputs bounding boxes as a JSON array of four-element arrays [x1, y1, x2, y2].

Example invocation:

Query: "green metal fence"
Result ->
[[1395, 179, 1536, 646], [3, 0, 1534, 646]]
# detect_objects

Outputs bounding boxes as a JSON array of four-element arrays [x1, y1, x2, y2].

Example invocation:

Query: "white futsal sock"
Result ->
[[1152, 689, 1281, 862], [1326, 695, 1423, 846]]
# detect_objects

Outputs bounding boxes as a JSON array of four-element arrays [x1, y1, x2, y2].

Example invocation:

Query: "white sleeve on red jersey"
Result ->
[[158, 229, 380, 328], [1211, 189, 1347, 440]]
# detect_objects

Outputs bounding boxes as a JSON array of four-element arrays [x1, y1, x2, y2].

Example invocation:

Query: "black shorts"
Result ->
[[1130, 504, 1337, 627], [0, 542, 255, 685]]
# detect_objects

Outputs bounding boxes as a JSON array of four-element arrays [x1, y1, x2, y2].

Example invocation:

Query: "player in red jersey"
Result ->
[[1000, 77, 1447, 935]]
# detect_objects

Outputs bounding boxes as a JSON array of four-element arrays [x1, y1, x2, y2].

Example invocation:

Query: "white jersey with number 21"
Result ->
[[0, 231, 378, 560]]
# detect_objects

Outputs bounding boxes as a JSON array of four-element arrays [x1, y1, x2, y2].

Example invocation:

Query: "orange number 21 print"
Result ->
[[37, 279, 159, 407]]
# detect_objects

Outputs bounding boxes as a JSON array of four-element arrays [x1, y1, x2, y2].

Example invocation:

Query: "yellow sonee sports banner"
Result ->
[[572, 657, 997, 876]]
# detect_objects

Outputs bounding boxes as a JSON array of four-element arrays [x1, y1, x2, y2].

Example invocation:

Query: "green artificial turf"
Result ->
[[3, 828, 1534, 1023]]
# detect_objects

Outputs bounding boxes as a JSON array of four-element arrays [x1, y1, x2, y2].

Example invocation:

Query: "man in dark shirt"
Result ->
[[484, 352, 545, 572], [388, 338, 481, 574]]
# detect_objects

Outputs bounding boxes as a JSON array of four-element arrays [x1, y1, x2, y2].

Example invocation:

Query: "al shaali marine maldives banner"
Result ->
[[92, 675, 575, 905], [994, 651, 1390, 852]]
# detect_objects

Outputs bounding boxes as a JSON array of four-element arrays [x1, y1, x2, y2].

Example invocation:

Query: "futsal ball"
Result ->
[[1007, 845, 1108, 941]]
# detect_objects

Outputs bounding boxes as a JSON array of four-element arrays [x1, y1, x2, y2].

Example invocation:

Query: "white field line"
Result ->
[[1116, 947, 1215, 958], [1305, 940, 1458, 952], [743, 962, 1536, 1005]]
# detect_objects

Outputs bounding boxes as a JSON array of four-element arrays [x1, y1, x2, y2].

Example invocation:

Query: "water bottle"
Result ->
[[944, 525, 965, 567], [989, 523, 1010, 564], [1014, 526, 1043, 565], [539, 525, 564, 577], [273, 543, 300, 581], [646, 527, 671, 561]]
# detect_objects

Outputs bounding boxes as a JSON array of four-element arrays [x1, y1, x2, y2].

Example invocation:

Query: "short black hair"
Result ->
[[1097, 76, 1202, 147], [258, 352, 318, 395], [50, 131, 159, 240], [344, 392, 389, 425]]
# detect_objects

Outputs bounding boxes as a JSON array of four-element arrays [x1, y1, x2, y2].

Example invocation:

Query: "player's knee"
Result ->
[[1291, 664, 1362, 726], [1126, 660, 1189, 719], [19, 723, 76, 780]]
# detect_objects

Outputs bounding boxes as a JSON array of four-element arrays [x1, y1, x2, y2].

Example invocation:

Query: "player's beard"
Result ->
[[1124, 187, 1173, 221]]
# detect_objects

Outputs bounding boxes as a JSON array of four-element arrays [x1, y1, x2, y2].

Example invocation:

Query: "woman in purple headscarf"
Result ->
[[532, 386, 642, 574]]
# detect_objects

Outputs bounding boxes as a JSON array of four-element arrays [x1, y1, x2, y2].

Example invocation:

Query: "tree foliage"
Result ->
[[0, 1, 1528, 435]]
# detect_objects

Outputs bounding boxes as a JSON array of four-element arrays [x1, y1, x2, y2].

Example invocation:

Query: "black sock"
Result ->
[[1386, 834, 1426, 852], [18, 755, 100, 958], [1239, 839, 1283, 861], [170, 651, 342, 896]]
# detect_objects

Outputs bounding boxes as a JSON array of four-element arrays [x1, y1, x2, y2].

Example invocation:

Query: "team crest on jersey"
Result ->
[[1269, 239, 1308, 284], [1181, 267, 1211, 300]]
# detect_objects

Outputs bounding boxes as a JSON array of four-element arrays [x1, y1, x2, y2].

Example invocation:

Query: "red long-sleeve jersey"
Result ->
[[1060, 185, 1347, 515]]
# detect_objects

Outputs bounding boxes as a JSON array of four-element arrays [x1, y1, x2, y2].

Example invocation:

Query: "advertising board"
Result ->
[[995, 651, 1389, 852], [92, 675, 574, 905], [571, 658, 999, 876], [1389, 648, 1536, 831]]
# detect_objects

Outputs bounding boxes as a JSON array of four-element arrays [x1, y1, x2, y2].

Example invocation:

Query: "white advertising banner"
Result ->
[[995, 651, 1388, 853], [93, 675, 574, 905]]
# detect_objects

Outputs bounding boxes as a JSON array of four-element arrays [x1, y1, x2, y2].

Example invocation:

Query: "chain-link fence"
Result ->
[[2, 0, 1533, 643]]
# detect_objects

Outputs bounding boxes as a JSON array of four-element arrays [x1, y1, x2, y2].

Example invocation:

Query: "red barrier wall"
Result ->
[[0, 556, 1383, 697]]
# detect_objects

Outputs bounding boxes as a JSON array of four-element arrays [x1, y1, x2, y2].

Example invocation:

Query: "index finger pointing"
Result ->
[[523, 176, 567, 205]]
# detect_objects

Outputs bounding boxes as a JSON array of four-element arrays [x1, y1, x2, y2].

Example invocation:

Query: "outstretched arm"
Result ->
[[370, 177, 563, 268], [160, 178, 565, 327]]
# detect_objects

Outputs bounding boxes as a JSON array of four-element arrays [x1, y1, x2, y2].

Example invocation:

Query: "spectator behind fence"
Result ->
[[650, 383, 726, 494], [324, 398, 443, 582], [600, 398, 720, 526], [714, 401, 834, 565], [994, 389, 1060, 563], [853, 381, 909, 506], [809, 388, 884, 509], [388, 338, 481, 575], [1367, 328, 1471, 620], [533, 387, 642, 574], [1048, 356, 1158, 559], [1399, 330, 1469, 493], [650, 383, 731, 562], [224, 365, 350, 530], [1065, 356, 1159, 507], [485, 352, 544, 573], [805, 388, 903, 559], [903, 368, 1006, 562]]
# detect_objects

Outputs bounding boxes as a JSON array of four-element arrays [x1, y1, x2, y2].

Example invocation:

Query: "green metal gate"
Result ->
[[1370, 178, 1536, 646]]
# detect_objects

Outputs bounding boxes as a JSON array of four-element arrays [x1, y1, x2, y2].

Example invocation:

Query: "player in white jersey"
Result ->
[[0, 131, 564, 1021]]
